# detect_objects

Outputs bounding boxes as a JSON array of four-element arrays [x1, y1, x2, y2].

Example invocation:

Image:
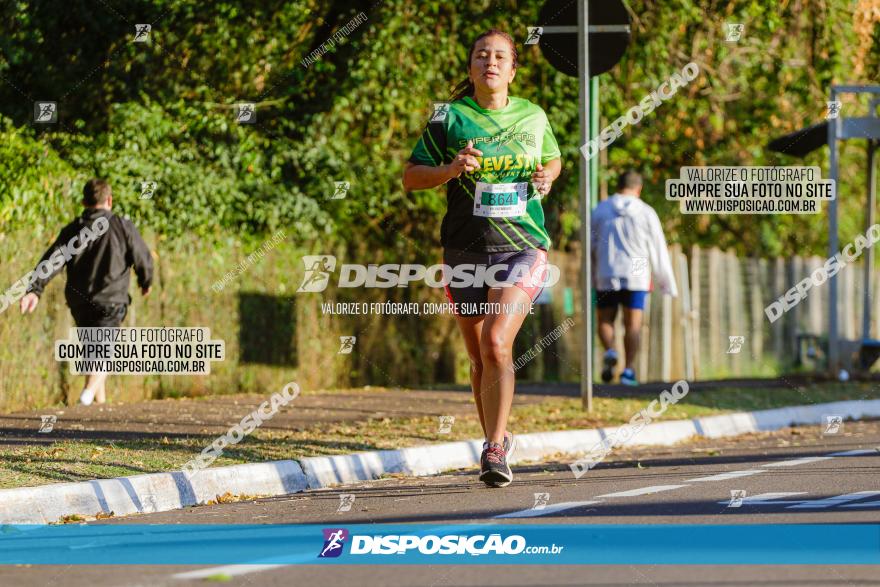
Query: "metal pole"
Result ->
[[864, 140, 877, 342], [578, 0, 593, 411], [590, 76, 599, 206], [828, 87, 840, 372]]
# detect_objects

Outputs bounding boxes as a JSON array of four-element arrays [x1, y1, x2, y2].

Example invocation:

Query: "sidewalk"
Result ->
[[0, 386, 531, 444], [0, 376, 810, 445], [2, 391, 879, 524], [0, 385, 551, 490], [0, 380, 876, 493]]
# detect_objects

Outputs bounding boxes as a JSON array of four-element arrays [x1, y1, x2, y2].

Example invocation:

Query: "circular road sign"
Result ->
[[536, 0, 631, 77]]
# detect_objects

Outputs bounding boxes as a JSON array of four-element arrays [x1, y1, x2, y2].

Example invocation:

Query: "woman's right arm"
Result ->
[[402, 141, 482, 191], [403, 163, 455, 191]]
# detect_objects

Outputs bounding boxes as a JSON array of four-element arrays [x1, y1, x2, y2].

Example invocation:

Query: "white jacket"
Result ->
[[591, 193, 678, 296]]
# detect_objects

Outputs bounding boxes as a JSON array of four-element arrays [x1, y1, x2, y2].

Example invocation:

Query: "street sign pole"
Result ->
[[538, 0, 629, 412], [590, 76, 599, 207], [578, 0, 593, 411], [828, 87, 839, 373]]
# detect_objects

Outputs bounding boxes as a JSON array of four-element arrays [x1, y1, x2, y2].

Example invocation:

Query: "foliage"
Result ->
[[0, 0, 877, 258]]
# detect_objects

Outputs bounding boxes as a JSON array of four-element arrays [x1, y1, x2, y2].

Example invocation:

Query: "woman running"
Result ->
[[403, 29, 562, 487]]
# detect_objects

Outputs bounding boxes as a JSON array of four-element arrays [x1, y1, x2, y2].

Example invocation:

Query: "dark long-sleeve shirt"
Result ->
[[27, 208, 153, 308]]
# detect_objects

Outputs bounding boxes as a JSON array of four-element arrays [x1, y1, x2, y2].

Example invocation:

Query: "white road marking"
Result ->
[[786, 491, 880, 509], [826, 449, 878, 457], [686, 469, 766, 482], [494, 500, 602, 518], [173, 564, 285, 580], [161, 441, 877, 582], [176, 444, 877, 580], [840, 499, 880, 508], [762, 456, 833, 467], [715, 492, 808, 506], [595, 485, 690, 498]]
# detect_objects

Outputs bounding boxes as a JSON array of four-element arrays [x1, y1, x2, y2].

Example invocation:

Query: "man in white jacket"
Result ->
[[591, 170, 678, 385]]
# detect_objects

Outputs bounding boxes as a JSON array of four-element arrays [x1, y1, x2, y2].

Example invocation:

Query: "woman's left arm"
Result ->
[[531, 158, 562, 196]]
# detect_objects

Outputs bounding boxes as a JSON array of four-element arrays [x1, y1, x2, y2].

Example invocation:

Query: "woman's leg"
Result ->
[[479, 285, 532, 446], [452, 313, 487, 437]]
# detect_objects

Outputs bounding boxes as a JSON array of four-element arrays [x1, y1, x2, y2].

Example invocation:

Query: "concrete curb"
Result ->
[[0, 460, 308, 525], [2, 399, 879, 524]]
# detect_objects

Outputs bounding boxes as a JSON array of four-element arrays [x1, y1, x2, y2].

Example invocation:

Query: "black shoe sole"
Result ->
[[480, 468, 513, 487], [601, 354, 618, 383]]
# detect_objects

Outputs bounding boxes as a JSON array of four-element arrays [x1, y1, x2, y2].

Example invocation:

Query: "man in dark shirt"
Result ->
[[20, 178, 153, 405]]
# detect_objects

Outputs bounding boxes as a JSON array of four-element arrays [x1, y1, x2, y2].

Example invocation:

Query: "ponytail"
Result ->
[[450, 79, 475, 102]]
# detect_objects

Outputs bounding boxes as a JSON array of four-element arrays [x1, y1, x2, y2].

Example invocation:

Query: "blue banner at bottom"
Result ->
[[0, 524, 877, 565]]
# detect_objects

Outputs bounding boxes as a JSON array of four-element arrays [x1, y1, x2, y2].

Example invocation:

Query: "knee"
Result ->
[[479, 334, 511, 365], [467, 353, 483, 373]]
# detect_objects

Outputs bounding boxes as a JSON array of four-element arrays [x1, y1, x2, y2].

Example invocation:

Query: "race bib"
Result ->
[[473, 181, 528, 218]]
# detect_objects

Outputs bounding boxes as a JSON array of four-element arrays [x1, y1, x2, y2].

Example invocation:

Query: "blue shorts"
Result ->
[[596, 290, 648, 310]]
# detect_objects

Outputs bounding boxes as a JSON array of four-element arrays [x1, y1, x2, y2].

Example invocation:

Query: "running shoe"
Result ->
[[601, 349, 618, 383], [479, 442, 512, 487], [503, 430, 515, 460], [620, 368, 639, 386], [79, 388, 96, 406], [483, 431, 515, 455]]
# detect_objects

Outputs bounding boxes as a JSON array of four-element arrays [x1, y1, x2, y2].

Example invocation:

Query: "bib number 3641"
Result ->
[[473, 181, 528, 218]]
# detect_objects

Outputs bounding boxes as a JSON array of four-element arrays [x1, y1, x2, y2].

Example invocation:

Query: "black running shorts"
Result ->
[[69, 303, 128, 328]]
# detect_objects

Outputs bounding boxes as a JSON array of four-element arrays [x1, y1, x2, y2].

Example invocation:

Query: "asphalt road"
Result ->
[[3, 419, 880, 586]]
